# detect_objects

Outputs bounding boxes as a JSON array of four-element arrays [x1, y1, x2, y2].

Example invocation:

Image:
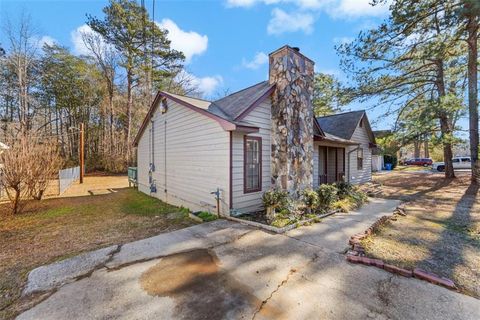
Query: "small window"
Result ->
[[452, 158, 460, 163], [244, 136, 262, 193], [357, 148, 364, 170], [160, 98, 168, 114], [462, 158, 471, 162]]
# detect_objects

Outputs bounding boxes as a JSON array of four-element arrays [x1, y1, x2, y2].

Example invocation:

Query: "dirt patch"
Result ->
[[366, 172, 479, 298], [140, 249, 281, 319]]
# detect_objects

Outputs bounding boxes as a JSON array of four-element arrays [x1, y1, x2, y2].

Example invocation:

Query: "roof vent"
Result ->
[[292, 47, 300, 52]]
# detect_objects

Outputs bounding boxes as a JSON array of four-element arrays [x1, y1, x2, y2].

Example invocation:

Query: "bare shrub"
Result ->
[[0, 136, 33, 215], [26, 139, 62, 200], [0, 134, 62, 214]]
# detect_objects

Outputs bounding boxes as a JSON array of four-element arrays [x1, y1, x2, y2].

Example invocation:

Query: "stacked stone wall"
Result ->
[[269, 46, 314, 196]]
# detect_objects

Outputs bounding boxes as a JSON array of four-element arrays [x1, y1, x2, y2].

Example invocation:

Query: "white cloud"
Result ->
[[226, 0, 259, 7], [267, 8, 314, 35], [32, 35, 57, 50], [157, 19, 208, 63], [70, 24, 95, 55], [39, 36, 56, 47], [227, 0, 330, 9], [178, 71, 223, 96], [242, 52, 268, 70], [330, 0, 392, 18], [226, 0, 391, 19], [193, 75, 223, 96]]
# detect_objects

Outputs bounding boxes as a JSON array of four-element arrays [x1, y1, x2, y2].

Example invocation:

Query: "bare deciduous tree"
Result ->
[[2, 12, 39, 133]]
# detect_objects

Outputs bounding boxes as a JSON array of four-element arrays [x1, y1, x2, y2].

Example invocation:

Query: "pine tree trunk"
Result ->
[[440, 115, 455, 178], [424, 134, 429, 158], [466, 13, 479, 183], [436, 59, 455, 179], [126, 69, 133, 165], [414, 140, 420, 158]]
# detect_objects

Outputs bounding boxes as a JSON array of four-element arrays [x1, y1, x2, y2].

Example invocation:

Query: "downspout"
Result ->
[[164, 119, 167, 194], [229, 131, 233, 212], [346, 146, 360, 183]]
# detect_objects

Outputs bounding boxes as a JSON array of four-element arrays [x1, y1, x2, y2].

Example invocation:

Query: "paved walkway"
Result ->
[[18, 199, 480, 320]]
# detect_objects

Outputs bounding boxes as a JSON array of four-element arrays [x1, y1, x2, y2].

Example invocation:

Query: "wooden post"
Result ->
[[80, 123, 84, 184]]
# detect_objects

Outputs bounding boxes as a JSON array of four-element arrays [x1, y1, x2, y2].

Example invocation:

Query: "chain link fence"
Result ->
[[59, 166, 80, 194]]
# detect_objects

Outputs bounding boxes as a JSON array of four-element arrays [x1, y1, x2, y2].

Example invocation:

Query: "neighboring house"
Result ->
[[134, 45, 376, 216], [316, 111, 376, 182]]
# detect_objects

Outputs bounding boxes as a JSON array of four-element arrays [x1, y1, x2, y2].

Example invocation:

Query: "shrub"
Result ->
[[262, 189, 290, 223], [332, 187, 368, 212], [335, 181, 354, 198], [262, 189, 289, 209], [301, 188, 319, 213], [332, 198, 356, 212], [316, 184, 339, 210], [0, 134, 62, 214]]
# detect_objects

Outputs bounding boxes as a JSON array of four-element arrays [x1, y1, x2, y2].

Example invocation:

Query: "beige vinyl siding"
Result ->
[[136, 98, 230, 215], [346, 120, 372, 184], [313, 142, 319, 188], [231, 99, 272, 214]]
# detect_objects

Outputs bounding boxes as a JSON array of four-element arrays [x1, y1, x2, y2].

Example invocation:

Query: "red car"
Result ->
[[405, 158, 433, 166]]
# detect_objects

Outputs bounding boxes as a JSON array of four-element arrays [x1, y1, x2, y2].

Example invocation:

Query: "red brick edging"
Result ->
[[345, 205, 457, 291]]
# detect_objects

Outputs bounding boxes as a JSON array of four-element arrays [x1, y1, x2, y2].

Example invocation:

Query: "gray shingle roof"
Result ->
[[316, 111, 365, 140], [210, 81, 274, 120]]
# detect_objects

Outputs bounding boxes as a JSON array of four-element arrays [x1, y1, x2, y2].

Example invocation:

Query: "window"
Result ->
[[357, 148, 363, 170], [244, 136, 262, 193], [453, 158, 460, 163], [462, 158, 471, 163], [160, 98, 168, 114]]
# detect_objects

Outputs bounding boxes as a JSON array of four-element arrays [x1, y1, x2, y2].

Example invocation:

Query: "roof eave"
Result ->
[[314, 135, 359, 145], [133, 91, 238, 147], [234, 125, 260, 134]]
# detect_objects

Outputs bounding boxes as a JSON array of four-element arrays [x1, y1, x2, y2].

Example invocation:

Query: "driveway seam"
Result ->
[[105, 229, 256, 271]]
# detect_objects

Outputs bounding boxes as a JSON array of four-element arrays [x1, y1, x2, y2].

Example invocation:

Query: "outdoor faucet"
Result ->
[[210, 188, 221, 200], [210, 188, 221, 216]]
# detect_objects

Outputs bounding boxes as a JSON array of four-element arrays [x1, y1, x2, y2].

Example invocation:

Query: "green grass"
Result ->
[[37, 206, 75, 219], [197, 211, 218, 222], [120, 191, 182, 216]]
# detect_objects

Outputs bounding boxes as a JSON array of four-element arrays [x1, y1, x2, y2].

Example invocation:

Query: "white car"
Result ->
[[432, 156, 472, 172]]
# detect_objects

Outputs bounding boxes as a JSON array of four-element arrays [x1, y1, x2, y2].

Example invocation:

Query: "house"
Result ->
[[134, 45, 376, 216], [316, 111, 376, 180]]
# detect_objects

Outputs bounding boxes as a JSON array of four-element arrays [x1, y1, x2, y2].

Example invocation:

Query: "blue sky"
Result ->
[[1, 0, 402, 130]]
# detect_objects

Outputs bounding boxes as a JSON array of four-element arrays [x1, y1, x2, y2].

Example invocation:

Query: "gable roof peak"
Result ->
[[316, 110, 371, 141]]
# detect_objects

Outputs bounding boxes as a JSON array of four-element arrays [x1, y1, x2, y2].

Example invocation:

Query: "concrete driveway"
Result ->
[[17, 199, 480, 320]]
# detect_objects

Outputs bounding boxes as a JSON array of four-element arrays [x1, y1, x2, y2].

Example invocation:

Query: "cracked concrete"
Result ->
[[17, 199, 480, 320]]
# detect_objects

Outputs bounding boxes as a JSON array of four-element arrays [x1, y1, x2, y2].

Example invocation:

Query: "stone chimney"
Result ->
[[269, 45, 315, 195]]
